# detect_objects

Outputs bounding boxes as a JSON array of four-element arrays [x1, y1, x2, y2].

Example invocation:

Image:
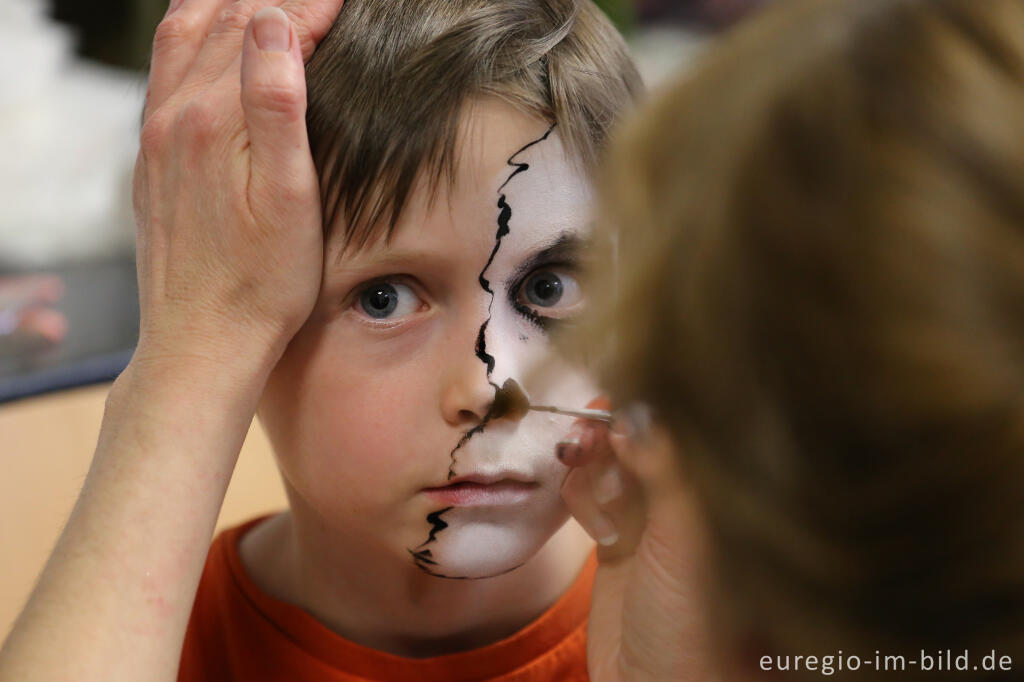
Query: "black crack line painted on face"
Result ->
[[409, 506, 451, 571], [408, 125, 557, 580], [409, 506, 527, 579], [447, 123, 557, 481]]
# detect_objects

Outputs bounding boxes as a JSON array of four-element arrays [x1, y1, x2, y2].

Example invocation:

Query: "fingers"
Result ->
[[561, 419, 647, 560], [556, 420, 596, 467], [562, 467, 621, 548], [280, 0, 347, 60], [240, 9, 319, 218], [563, 459, 646, 561], [145, 0, 236, 121], [556, 395, 613, 467], [169, 0, 283, 107], [153, 0, 345, 122]]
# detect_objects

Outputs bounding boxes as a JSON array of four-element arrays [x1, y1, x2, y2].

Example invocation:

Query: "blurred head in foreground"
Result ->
[[573, 0, 1024, 677]]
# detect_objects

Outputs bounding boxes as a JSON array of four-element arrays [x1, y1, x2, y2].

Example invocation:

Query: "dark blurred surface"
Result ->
[[50, 0, 164, 71], [638, 0, 772, 27], [49, 0, 771, 76], [0, 259, 138, 403]]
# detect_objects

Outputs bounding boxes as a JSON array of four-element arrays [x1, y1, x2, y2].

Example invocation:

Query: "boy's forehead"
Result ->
[[461, 100, 571, 188], [329, 99, 593, 263]]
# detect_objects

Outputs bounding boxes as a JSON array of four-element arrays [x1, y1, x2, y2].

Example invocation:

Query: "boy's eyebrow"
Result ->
[[507, 232, 584, 283], [329, 246, 457, 275], [330, 231, 585, 279]]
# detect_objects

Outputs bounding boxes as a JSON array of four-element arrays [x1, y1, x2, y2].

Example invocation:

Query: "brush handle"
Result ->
[[528, 405, 613, 423]]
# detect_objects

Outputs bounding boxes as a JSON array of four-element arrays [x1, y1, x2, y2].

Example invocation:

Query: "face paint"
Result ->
[[489, 378, 530, 421], [258, 101, 597, 590], [412, 126, 558, 579], [407, 506, 451, 574]]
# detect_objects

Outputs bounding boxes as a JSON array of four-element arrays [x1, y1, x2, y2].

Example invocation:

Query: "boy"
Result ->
[[182, 2, 639, 678], [0, 1, 645, 680], [191, 0, 643, 675]]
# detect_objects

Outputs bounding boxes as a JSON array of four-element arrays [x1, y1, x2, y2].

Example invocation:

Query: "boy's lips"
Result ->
[[422, 473, 539, 506]]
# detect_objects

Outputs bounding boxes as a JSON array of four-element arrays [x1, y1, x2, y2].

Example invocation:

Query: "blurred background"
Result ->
[[0, 0, 770, 640]]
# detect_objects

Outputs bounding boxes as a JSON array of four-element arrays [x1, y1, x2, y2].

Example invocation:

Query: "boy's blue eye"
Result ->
[[357, 281, 421, 319]]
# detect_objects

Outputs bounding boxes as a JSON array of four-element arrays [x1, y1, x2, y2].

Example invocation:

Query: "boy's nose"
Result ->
[[441, 360, 496, 427]]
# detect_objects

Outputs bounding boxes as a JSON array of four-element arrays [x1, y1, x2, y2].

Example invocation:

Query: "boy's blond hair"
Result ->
[[305, 0, 642, 248]]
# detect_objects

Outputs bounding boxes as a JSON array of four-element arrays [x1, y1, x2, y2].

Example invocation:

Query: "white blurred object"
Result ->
[[0, 0, 142, 267], [0, 2, 701, 266], [630, 26, 709, 91]]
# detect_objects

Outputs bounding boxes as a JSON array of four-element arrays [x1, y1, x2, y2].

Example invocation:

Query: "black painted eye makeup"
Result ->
[[507, 233, 585, 331], [409, 125, 557, 580], [511, 266, 582, 331], [522, 270, 565, 307]]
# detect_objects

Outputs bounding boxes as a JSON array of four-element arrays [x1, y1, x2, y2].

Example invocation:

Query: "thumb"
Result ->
[[240, 7, 314, 207]]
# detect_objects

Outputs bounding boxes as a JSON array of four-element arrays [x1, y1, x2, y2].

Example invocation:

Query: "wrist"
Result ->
[[111, 336, 282, 429], [131, 320, 285, 390]]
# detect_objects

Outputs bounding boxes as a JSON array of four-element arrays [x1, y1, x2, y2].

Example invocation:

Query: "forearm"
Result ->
[[0, 0, 341, 675], [0, 350, 276, 681]]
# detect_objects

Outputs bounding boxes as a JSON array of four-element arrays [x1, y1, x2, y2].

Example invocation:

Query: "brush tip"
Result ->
[[489, 378, 531, 420]]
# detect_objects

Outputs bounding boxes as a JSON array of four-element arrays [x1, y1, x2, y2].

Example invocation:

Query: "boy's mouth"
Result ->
[[422, 473, 538, 506]]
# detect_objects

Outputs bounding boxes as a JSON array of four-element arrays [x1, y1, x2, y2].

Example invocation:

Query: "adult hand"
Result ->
[[561, 403, 716, 681], [133, 0, 341, 378], [0, 4, 345, 681]]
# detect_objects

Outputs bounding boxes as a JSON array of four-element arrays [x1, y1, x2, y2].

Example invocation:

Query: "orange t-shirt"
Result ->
[[178, 517, 595, 681]]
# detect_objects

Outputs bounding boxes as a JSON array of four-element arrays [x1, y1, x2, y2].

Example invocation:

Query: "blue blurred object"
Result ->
[[0, 259, 138, 403]]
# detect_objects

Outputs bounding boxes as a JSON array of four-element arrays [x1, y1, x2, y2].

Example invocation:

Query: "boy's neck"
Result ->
[[239, 509, 594, 658]]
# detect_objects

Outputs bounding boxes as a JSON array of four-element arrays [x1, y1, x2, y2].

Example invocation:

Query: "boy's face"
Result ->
[[258, 99, 597, 579]]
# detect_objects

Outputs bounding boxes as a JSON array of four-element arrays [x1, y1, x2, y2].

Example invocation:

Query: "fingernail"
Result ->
[[594, 467, 623, 505], [556, 438, 580, 462], [592, 513, 619, 547], [253, 7, 291, 52]]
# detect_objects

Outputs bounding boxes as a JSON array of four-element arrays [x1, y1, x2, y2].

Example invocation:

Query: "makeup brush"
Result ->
[[489, 379, 613, 423], [526, 404, 613, 423]]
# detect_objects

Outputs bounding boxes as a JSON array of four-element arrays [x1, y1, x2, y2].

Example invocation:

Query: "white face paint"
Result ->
[[259, 100, 599, 581], [416, 126, 599, 578]]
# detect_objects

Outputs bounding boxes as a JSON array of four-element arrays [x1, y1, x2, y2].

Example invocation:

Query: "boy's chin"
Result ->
[[414, 511, 568, 580]]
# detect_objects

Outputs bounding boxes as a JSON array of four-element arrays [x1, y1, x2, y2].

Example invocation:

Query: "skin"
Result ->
[[561, 418, 716, 680], [244, 99, 597, 654], [0, 2, 710, 680], [0, 4, 336, 679]]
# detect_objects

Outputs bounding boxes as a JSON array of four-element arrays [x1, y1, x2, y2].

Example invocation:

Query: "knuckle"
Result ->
[[178, 98, 222, 143], [258, 182, 301, 208], [139, 108, 174, 158], [212, 2, 258, 37], [278, 183, 318, 210], [152, 12, 198, 53], [246, 79, 304, 118]]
